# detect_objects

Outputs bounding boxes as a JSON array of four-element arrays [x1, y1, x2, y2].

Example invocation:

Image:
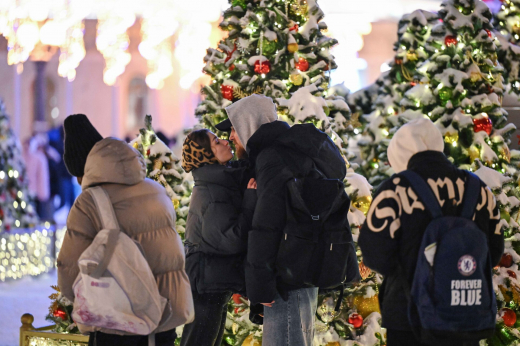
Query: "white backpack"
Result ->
[[72, 186, 167, 340]]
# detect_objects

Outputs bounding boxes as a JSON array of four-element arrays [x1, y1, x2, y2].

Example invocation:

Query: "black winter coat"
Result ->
[[245, 121, 348, 304], [358, 151, 504, 331], [184, 164, 257, 294]]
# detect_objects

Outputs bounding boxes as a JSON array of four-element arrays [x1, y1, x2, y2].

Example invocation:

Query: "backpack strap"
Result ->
[[88, 186, 121, 279], [400, 170, 443, 219], [460, 172, 481, 220]]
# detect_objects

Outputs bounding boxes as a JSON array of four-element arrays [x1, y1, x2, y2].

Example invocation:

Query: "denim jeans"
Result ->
[[262, 287, 318, 346]]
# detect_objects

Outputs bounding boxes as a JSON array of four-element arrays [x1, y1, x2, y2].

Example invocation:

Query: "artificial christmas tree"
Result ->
[[359, 0, 520, 344], [130, 115, 192, 237], [195, 1, 376, 345], [493, 0, 520, 95], [0, 100, 39, 233], [357, 9, 439, 186]]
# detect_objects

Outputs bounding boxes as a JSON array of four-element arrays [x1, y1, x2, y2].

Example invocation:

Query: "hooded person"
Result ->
[[57, 114, 194, 346], [214, 94, 358, 346], [358, 118, 504, 346], [179, 129, 258, 346]]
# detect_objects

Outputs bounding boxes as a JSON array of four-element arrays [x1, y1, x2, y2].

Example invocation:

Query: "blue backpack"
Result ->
[[400, 170, 496, 344]]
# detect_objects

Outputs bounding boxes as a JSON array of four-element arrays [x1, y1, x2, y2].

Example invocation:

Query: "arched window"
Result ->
[[127, 77, 149, 130]]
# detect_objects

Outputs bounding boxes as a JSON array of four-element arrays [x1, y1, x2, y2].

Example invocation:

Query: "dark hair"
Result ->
[[187, 129, 213, 154]]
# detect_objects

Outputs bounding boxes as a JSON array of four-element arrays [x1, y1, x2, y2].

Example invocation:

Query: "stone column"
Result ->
[[33, 61, 47, 122]]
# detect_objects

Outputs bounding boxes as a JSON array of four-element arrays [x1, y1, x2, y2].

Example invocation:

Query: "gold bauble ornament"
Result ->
[[501, 145, 511, 163], [287, 42, 299, 53], [172, 199, 180, 209], [353, 195, 372, 215], [406, 51, 418, 61], [444, 132, 459, 145], [153, 160, 163, 170], [289, 72, 303, 86], [468, 146, 480, 162], [242, 334, 261, 346], [353, 294, 381, 318], [132, 142, 139, 149]]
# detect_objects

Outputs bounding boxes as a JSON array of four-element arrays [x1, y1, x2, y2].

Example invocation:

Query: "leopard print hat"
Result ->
[[181, 135, 219, 173]]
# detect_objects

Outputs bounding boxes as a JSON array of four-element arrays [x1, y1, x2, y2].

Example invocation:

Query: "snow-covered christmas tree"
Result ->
[[493, 0, 520, 95], [130, 115, 192, 238], [0, 100, 39, 233], [195, 0, 380, 345], [360, 0, 520, 343], [357, 9, 439, 186]]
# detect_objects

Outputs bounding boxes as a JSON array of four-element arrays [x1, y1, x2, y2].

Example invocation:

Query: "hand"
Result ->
[[260, 301, 275, 307], [247, 178, 257, 189]]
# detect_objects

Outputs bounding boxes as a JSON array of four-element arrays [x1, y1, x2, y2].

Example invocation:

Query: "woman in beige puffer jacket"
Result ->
[[57, 136, 194, 345]]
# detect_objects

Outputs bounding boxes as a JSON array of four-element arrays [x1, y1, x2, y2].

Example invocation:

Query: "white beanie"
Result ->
[[387, 118, 444, 173], [225, 94, 278, 147]]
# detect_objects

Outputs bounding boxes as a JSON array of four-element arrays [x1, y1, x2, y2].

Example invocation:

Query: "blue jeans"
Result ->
[[262, 287, 318, 346]]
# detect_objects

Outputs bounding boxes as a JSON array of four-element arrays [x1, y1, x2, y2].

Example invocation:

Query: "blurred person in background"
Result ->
[[23, 134, 53, 221], [48, 125, 76, 209]]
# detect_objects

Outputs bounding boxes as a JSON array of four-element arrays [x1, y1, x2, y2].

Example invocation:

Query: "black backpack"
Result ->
[[274, 124, 360, 305]]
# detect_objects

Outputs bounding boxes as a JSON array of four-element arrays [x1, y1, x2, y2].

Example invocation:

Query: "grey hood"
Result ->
[[82, 137, 146, 188], [225, 94, 278, 147]]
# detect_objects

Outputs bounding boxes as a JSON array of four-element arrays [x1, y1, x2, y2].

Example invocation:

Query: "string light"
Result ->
[[0, 226, 65, 282]]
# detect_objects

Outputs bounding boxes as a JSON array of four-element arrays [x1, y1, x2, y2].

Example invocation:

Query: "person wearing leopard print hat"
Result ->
[[180, 129, 257, 346]]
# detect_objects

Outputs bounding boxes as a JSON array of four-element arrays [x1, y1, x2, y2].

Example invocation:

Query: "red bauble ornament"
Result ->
[[289, 24, 299, 32], [234, 307, 240, 314], [501, 308, 517, 327], [53, 307, 67, 320], [395, 57, 403, 65], [348, 313, 363, 328], [295, 57, 309, 72], [445, 35, 457, 47], [254, 60, 271, 74], [229, 64, 235, 72], [323, 62, 329, 71], [507, 270, 517, 279], [411, 81, 417, 86], [473, 116, 493, 136], [232, 294, 243, 305], [5, 224, 10, 231], [221, 85, 234, 101], [146, 149, 151, 157], [485, 29, 492, 38], [500, 253, 514, 268]]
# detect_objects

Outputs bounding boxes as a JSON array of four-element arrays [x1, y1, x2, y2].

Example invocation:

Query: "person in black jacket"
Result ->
[[179, 129, 257, 346], [358, 118, 504, 346], [215, 94, 351, 346]]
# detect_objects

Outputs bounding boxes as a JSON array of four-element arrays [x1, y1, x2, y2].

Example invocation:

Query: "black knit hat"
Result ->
[[63, 114, 103, 177]]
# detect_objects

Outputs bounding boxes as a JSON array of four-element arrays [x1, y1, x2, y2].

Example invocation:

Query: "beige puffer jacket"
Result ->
[[57, 138, 194, 334]]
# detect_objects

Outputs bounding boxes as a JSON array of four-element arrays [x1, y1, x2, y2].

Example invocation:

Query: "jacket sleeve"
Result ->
[[484, 186, 504, 266], [201, 189, 257, 254], [57, 196, 97, 301], [245, 152, 289, 304], [358, 178, 402, 276]]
